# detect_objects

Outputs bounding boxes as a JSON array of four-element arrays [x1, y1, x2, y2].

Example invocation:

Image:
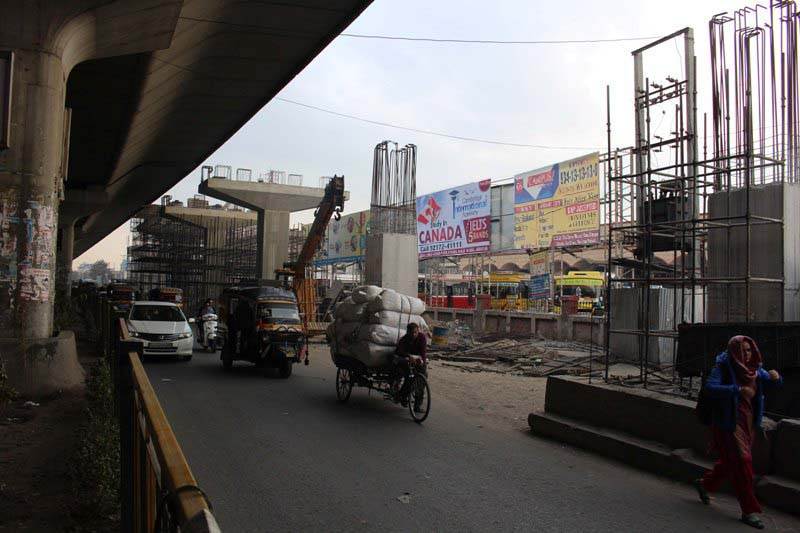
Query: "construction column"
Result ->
[[257, 209, 290, 278], [0, 48, 65, 340]]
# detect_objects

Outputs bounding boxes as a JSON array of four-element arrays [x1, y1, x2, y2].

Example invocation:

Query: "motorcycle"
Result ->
[[198, 313, 222, 352]]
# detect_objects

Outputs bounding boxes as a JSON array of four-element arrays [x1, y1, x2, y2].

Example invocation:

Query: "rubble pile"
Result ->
[[429, 336, 602, 377]]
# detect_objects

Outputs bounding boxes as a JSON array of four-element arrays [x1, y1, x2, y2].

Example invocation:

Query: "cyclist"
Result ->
[[393, 323, 428, 408]]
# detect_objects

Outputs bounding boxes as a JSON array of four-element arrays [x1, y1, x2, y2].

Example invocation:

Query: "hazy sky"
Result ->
[[75, 0, 742, 269]]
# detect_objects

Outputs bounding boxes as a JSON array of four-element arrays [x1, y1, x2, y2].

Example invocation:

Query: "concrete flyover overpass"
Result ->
[[0, 0, 371, 392]]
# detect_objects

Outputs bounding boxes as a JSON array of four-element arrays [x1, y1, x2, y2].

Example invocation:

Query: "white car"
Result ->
[[127, 301, 194, 360]]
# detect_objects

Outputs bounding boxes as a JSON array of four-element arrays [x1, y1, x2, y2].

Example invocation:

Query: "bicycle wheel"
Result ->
[[407, 374, 431, 423], [336, 367, 353, 403]]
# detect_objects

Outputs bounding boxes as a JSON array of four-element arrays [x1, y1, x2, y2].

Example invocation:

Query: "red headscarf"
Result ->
[[727, 335, 762, 387]]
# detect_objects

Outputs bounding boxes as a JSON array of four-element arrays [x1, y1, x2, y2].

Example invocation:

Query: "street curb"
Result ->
[[528, 411, 800, 516]]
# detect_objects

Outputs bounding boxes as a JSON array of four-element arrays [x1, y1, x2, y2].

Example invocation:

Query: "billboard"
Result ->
[[529, 274, 551, 300], [513, 152, 600, 250], [530, 249, 549, 277], [317, 209, 370, 265], [416, 180, 491, 259]]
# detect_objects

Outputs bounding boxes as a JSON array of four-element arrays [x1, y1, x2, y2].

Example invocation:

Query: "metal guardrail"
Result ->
[[114, 318, 221, 532], [199, 164, 304, 186]]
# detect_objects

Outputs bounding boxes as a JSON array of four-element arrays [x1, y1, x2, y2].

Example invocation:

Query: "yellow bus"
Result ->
[[553, 271, 604, 313], [484, 271, 529, 311]]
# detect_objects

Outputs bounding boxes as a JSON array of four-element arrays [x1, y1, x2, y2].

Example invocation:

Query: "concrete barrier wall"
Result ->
[[773, 419, 800, 482], [544, 376, 708, 453], [542, 376, 800, 478], [424, 307, 605, 345]]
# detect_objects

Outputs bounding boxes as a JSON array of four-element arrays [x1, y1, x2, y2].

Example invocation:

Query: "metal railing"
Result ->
[[199, 164, 305, 186], [113, 318, 221, 532]]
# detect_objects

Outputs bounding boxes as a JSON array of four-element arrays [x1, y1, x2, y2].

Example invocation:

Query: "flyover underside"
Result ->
[[0, 0, 371, 393], [70, 0, 372, 257]]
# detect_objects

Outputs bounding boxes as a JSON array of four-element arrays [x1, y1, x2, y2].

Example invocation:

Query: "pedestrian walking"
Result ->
[[694, 335, 783, 529]]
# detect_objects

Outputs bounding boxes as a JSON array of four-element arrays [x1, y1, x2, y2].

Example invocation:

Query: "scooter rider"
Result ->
[[197, 299, 216, 340]]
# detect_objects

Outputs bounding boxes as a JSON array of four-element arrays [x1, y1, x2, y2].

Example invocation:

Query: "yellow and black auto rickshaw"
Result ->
[[218, 281, 307, 378]]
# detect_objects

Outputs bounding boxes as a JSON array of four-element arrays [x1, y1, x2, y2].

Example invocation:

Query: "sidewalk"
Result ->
[[0, 337, 117, 532]]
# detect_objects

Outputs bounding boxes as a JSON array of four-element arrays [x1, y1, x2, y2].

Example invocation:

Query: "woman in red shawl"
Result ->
[[695, 336, 782, 529]]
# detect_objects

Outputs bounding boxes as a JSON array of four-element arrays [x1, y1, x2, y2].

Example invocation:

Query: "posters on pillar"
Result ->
[[416, 180, 491, 259], [0, 190, 19, 317], [513, 153, 600, 250], [0, 190, 55, 325], [316, 210, 370, 265]]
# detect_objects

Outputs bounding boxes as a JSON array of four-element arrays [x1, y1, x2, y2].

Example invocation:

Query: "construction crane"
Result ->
[[276, 175, 345, 333]]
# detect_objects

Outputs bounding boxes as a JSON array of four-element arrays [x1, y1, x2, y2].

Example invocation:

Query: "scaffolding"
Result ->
[[127, 202, 258, 313], [603, 2, 799, 392]]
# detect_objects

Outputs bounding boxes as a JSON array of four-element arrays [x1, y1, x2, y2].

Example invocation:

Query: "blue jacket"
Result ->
[[704, 351, 782, 432]]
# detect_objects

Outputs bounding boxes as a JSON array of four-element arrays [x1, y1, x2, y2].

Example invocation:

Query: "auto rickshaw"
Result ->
[[218, 281, 307, 378], [147, 286, 184, 309], [106, 282, 135, 312]]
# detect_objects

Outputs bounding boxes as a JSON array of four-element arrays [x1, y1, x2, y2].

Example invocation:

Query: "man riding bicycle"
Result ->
[[393, 323, 427, 409]]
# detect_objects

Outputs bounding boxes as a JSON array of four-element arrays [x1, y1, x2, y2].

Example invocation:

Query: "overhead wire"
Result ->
[[149, 56, 603, 151], [274, 97, 602, 150], [178, 15, 658, 46]]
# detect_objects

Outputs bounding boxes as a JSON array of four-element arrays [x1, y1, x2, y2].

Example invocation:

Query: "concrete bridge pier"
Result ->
[[0, 48, 67, 341], [0, 1, 181, 394], [200, 177, 347, 280]]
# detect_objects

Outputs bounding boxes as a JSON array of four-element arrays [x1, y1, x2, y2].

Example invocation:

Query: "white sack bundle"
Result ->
[[336, 340, 395, 368], [367, 310, 428, 332], [357, 324, 404, 346], [333, 297, 366, 322], [350, 285, 382, 304], [366, 288, 425, 315]]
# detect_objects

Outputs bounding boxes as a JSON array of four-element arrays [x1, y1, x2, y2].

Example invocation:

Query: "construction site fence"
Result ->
[[84, 294, 221, 532]]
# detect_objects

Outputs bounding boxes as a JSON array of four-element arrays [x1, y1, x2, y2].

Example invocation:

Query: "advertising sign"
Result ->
[[317, 209, 370, 265], [514, 153, 600, 250], [530, 249, 549, 277], [529, 273, 551, 300], [416, 180, 491, 259]]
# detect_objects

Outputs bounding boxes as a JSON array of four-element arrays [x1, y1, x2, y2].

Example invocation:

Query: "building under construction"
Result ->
[[127, 197, 259, 313], [603, 3, 800, 394]]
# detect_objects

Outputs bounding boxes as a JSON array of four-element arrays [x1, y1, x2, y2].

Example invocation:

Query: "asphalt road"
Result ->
[[146, 347, 800, 533]]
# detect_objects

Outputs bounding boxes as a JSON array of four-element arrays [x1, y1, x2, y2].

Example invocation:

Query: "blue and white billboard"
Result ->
[[416, 180, 492, 259]]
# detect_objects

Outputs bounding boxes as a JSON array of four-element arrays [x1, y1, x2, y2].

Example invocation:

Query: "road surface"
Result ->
[[147, 346, 800, 532]]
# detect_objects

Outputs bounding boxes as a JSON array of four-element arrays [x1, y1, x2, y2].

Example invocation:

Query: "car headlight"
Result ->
[[129, 330, 140, 338], [178, 332, 193, 339]]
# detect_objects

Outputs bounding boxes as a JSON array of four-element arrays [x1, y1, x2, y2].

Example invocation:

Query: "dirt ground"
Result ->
[[0, 390, 85, 532], [425, 360, 547, 432], [312, 342, 547, 432], [0, 339, 115, 533]]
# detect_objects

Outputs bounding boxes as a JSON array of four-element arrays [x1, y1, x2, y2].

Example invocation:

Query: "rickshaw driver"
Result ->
[[392, 323, 428, 408]]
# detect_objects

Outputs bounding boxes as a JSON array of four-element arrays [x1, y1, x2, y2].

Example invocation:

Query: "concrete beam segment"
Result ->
[[60, 188, 110, 226], [199, 179, 349, 279], [199, 178, 341, 212]]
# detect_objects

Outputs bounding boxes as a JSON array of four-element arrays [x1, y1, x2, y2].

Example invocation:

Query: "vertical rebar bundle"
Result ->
[[710, 2, 799, 185], [370, 141, 417, 234]]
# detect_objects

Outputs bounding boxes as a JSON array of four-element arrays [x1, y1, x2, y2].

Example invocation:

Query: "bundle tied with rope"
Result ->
[[328, 285, 429, 368]]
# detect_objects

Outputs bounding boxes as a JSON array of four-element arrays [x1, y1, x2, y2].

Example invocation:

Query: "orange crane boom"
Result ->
[[276, 175, 345, 330]]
